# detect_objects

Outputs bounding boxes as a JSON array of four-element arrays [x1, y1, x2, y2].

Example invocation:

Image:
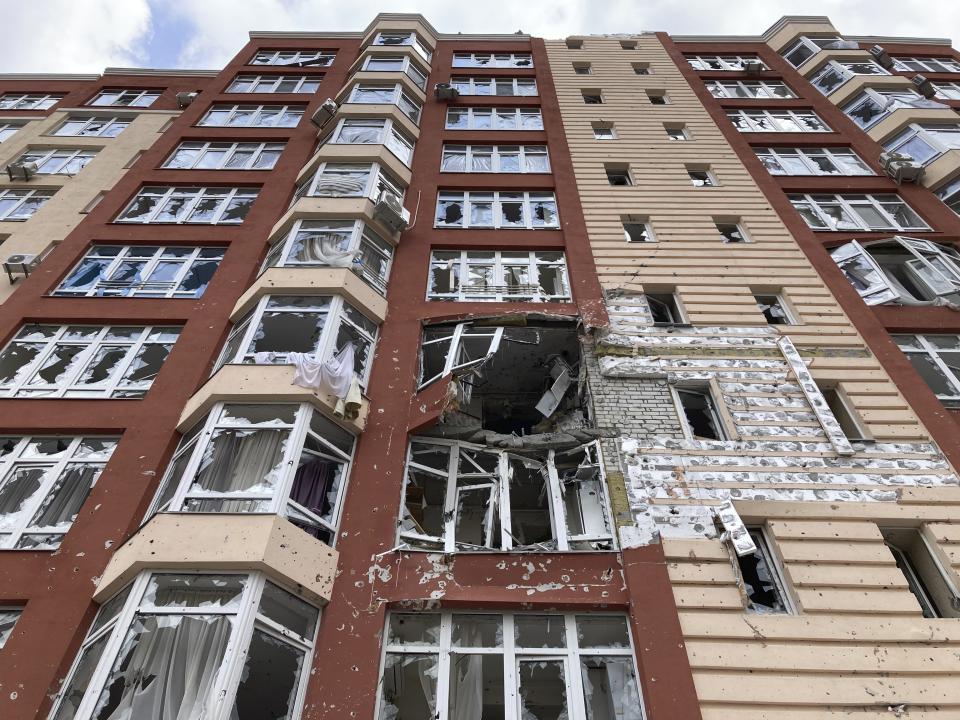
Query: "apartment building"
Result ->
[[0, 12, 958, 720]]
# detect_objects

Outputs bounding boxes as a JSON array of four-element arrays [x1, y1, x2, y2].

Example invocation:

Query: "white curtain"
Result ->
[[450, 653, 484, 720], [291, 231, 358, 266], [194, 429, 286, 494], [288, 342, 355, 399]]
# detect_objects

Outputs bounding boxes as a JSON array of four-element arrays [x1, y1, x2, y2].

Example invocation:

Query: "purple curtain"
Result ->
[[290, 458, 334, 519]]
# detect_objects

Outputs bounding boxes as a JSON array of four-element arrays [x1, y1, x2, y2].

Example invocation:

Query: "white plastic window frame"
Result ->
[[727, 109, 831, 133], [884, 123, 960, 165], [47, 571, 319, 720], [327, 117, 415, 166], [376, 611, 645, 720], [0, 436, 116, 550], [419, 323, 503, 388], [426, 249, 570, 302], [623, 219, 655, 242], [686, 55, 765, 71], [16, 147, 97, 175], [150, 402, 354, 539], [360, 54, 429, 90], [398, 438, 615, 553], [893, 56, 960, 73], [781, 36, 842, 67], [449, 77, 538, 97], [843, 88, 927, 130], [434, 191, 559, 229], [294, 161, 405, 203], [895, 334, 960, 402], [52, 116, 130, 137], [115, 186, 259, 225], [452, 53, 533, 68], [346, 83, 422, 124], [933, 82, 960, 101], [0, 188, 56, 221], [54, 245, 225, 298], [444, 107, 544, 131], [754, 292, 795, 324], [0, 122, 24, 142], [938, 176, 960, 216], [707, 80, 795, 99], [250, 49, 335, 66], [0, 325, 179, 399], [744, 525, 796, 613], [789, 193, 931, 231], [754, 146, 873, 176], [671, 383, 729, 441], [88, 89, 160, 108], [161, 141, 285, 171], [372, 32, 433, 62], [226, 74, 320, 94], [196, 104, 305, 128], [439, 144, 550, 173], [0, 93, 62, 110]]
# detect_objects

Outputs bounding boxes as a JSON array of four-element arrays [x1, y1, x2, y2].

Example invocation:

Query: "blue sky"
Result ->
[[4, 0, 958, 74]]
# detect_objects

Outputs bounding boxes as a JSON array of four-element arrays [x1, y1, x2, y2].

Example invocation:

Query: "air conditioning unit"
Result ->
[[911, 74, 937, 99], [373, 191, 410, 232], [880, 151, 924, 184], [434, 83, 459, 101], [310, 98, 338, 128], [869, 44, 895, 70], [3, 253, 37, 283], [743, 60, 764, 76], [6, 161, 37, 182], [176, 91, 198, 108]]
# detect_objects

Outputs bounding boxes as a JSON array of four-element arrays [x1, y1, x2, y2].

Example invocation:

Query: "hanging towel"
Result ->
[[288, 343, 355, 399], [334, 376, 363, 420]]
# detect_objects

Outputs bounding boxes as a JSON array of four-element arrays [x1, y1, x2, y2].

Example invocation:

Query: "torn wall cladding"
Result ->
[[588, 293, 959, 547]]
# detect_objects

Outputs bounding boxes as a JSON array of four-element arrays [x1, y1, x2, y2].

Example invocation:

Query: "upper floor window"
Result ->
[[326, 117, 414, 165], [0, 93, 62, 110], [0, 324, 179, 399], [263, 219, 394, 295], [0, 436, 116, 550], [226, 74, 321, 94], [453, 52, 533, 68], [808, 59, 889, 95], [400, 439, 613, 552], [934, 82, 960, 101], [0, 121, 25, 142], [162, 141, 285, 170], [294, 162, 404, 204], [53, 116, 130, 137], [781, 36, 844, 67], [790, 193, 929, 231], [884, 123, 960, 166], [450, 76, 538, 96], [440, 144, 549, 173], [15, 148, 96, 175], [755, 146, 872, 175], [198, 103, 304, 128], [372, 31, 432, 62], [116, 186, 258, 225], [844, 88, 942, 130], [894, 334, 960, 404], [436, 190, 558, 229], [55, 245, 224, 298], [88, 89, 160, 107], [738, 526, 793, 613], [150, 403, 354, 544], [445, 106, 543, 131], [0, 188, 55, 221], [360, 55, 428, 90], [0, 609, 20, 647], [938, 175, 960, 217], [250, 48, 335, 66], [428, 250, 570, 302], [686, 55, 765, 71], [707, 80, 794, 99], [894, 56, 960, 73], [49, 572, 319, 720], [346, 83, 421, 124], [727, 109, 830, 133]]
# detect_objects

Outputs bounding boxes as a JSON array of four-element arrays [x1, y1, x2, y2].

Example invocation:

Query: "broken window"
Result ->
[[16, 148, 97, 175], [435, 191, 559, 229], [755, 146, 872, 176], [623, 219, 654, 242], [444, 107, 544, 131], [809, 59, 888, 95], [727, 109, 830, 133], [88, 89, 159, 107], [294, 162, 404, 204], [348, 83, 422, 123], [707, 80, 795, 98], [327, 117, 414, 165], [780, 35, 843, 67], [754, 293, 792, 324], [251, 49, 336, 66], [451, 76, 537, 96], [378, 612, 645, 720], [0, 93, 63, 110], [646, 92, 668, 105], [645, 293, 683, 324], [893, 334, 960, 405], [440, 144, 549, 173], [0, 188, 55, 221], [227, 74, 320, 94], [819, 385, 869, 441], [843, 88, 945, 130], [150, 402, 354, 545], [428, 250, 570, 302], [736, 527, 792, 613], [581, 91, 603, 104], [453, 53, 533, 68], [716, 222, 747, 243], [116, 186, 258, 225], [49, 572, 319, 720], [163, 141, 284, 170], [686, 55, 765, 71], [687, 168, 716, 187], [55, 245, 224, 298], [372, 31, 433, 62], [0, 436, 116, 550], [791, 194, 929, 232], [605, 166, 632, 186], [882, 527, 960, 618], [674, 385, 726, 441], [0, 325, 179, 399], [0, 607, 20, 647], [198, 103, 305, 128]]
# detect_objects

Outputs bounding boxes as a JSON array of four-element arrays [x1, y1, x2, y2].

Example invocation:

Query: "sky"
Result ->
[[4, 0, 959, 74]]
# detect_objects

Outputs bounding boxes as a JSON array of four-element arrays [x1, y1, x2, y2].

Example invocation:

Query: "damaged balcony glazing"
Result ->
[[198, 104, 305, 128], [346, 83, 422, 124], [116, 187, 259, 225], [326, 117, 415, 166], [427, 250, 570, 302], [251, 49, 336, 66], [360, 55, 429, 90], [293, 162, 405, 204], [445, 107, 544, 131], [435, 191, 559, 229]]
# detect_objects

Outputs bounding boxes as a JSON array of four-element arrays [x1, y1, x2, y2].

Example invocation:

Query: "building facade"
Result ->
[[0, 13, 958, 720]]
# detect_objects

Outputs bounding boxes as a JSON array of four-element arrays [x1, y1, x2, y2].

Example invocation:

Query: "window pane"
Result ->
[[448, 654, 503, 718], [380, 654, 438, 719], [258, 581, 318, 639], [515, 615, 566, 648], [142, 574, 246, 608], [519, 659, 568, 720], [231, 629, 305, 720], [580, 656, 644, 720], [51, 634, 110, 720], [576, 616, 630, 648]]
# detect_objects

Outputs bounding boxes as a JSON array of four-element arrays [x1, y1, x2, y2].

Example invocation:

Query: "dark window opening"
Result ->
[[646, 293, 681, 324], [676, 386, 725, 440], [882, 527, 960, 618], [737, 527, 790, 613], [754, 294, 790, 324]]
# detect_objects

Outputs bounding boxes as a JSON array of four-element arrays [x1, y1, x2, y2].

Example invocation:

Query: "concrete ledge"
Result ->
[[94, 513, 338, 606], [765, 19, 839, 54], [868, 108, 960, 143], [923, 150, 960, 190], [268, 195, 401, 246], [829, 74, 912, 107]]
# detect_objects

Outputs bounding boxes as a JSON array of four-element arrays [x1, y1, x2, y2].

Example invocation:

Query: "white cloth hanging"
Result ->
[[335, 376, 363, 420], [288, 343, 355, 399]]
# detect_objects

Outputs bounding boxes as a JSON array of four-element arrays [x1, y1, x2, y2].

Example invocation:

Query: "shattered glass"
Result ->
[[575, 616, 630, 648], [50, 633, 109, 720], [388, 613, 441, 645], [380, 654, 438, 720], [739, 530, 788, 613], [580, 657, 644, 720], [232, 629, 305, 720], [452, 614, 503, 647], [519, 660, 568, 720], [515, 615, 566, 648], [143, 574, 246, 608]]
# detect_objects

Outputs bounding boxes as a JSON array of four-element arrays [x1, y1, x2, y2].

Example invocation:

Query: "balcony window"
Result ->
[[294, 162, 404, 203], [789, 193, 929, 231], [0, 188, 55, 220], [937, 175, 960, 216], [435, 191, 559, 229], [163, 141, 285, 170], [843, 88, 944, 130], [55, 245, 224, 298], [893, 56, 960, 73], [198, 104, 305, 128], [150, 403, 354, 543], [0, 93, 62, 110], [0, 122, 24, 142], [934, 82, 960, 101], [781, 36, 844, 67], [360, 54, 429, 89], [88, 89, 160, 107], [372, 31, 433, 62], [53, 116, 130, 137], [427, 250, 570, 302], [883, 123, 960, 165], [250, 49, 335, 66], [440, 144, 549, 173], [453, 52, 533, 68], [727, 109, 830, 132], [707, 80, 794, 99], [686, 55, 765, 71], [327, 117, 415, 166], [445, 107, 543, 130], [894, 334, 960, 405], [0, 436, 116, 550], [226, 74, 321, 94], [755, 146, 872, 175], [48, 572, 319, 720], [263, 219, 394, 295], [14, 148, 96, 175], [450, 77, 538, 96], [347, 83, 422, 123], [809, 59, 888, 95], [0, 325, 179, 399], [116, 187, 258, 225]]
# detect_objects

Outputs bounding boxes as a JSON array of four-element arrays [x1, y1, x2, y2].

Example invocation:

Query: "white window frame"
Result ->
[[440, 144, 549, 173], [933, 82, 960, 101], [843, 88, 932, 130], [435, 191, 559, 229], [789, 193, 931, 231], [360, 54, 429, 89], [149, 402, 354, 542], [162, 141, 285, 170], [0, 93, 62, 110], [52, 116, 130, 137], [809, 59, 890, 95], [716, 221, 749, 243], [646, 292, 685, 325], [377, 611, 645, 720], [665, 125, 691, 140], [197, 103, 305, 128], [226, 74, 320, 94], [686, 55, 765, 71], [54, 245, 225, 298], [427, 249, 570, 302], [15, 147, 97, 175], [346, 83, 422, 123], [326, 117, 415, 166], [48, 571, 320, 720], [623, 219, 655, 242], [884, 123, 960, 165], [755, 146, 873, 176], [445, 107, 544, 131], [0, 121, 26, 142], [727, 109, 831, 133], [0, 325, 179, 399], [250, 49, 335, 66], [116, 186, 258, 225], [593, 125, 617, 140], [672, 384, 728, 441], [893, 56, 960, 73], [741, 526, 795, 613], [88, 89, 159, 108], [420, 323, 504, 388], [452, 52, 533, 68], [449, 76, 538, 96], [707, 80, 795, 99], [894, 334, 960, 403], [938, 176, 960, 217], [398, 438, 615, 552], [0, 436, 117, 550], [372, 31, 433, 62], [0, 188, 55, 221], [294, 161, 405, 203], [781, 36, 842, 67], [754, 292, 794, 324]]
